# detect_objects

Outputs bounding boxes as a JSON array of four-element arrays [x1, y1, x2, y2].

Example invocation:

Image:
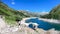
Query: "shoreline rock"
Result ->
[[39, 18, 60, 23]]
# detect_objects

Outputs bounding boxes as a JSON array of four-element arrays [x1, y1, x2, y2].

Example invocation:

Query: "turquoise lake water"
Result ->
[[25, 18, 60, 31]]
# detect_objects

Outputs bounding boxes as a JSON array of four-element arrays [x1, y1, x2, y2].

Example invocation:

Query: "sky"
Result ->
[[1, 0, 60, 12]]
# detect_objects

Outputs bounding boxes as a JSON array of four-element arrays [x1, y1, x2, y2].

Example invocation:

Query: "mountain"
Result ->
[[49, 5, 60, 19], [18, 10, 41, 17], [0, 2, 30, 25], [40, 4, 60, 20]]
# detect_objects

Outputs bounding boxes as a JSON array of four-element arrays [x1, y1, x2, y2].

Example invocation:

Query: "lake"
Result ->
[[25, 18, 60, 31]]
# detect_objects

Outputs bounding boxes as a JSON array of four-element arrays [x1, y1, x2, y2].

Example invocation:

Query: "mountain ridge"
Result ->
[[40, 4, 60, 20]]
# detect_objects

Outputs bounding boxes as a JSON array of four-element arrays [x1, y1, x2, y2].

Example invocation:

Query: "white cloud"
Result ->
[[41, 11, 49, 13], [26, 10, 30, 11], [36, 11, 49, 16], [40, 12, 49, 15], [11, 2, 15, 5]]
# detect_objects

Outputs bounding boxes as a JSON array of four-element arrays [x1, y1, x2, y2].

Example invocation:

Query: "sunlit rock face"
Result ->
[[0, 15, 6, 31]]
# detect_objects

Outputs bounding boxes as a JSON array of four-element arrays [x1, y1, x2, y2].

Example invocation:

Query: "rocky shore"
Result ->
[[39, 18, 60, 23]]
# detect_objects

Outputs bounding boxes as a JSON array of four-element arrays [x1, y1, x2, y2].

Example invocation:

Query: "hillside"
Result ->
[[40, 4, 60, 20], [18, 10, 41, 17], [0, 2, 30, 25]]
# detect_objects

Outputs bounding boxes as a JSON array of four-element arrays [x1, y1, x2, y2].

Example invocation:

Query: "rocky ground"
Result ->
[[0, 17, 38, 34], [0, 17, 60, 34], [0, 24, 39, 34]]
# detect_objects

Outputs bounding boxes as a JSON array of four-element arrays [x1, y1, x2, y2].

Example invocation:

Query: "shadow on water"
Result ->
[[25, 18, 60, 31]]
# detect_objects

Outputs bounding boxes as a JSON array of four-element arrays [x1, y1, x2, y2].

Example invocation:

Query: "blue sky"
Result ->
[[2, 0, 60, 12]]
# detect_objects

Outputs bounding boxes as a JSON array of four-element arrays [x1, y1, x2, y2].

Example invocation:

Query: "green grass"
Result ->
[[0, 2, 30, 26]]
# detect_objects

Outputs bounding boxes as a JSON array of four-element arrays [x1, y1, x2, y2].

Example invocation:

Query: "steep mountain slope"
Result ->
[[49, 5, 60, 19], [41, 4, 60, 20], [0, 2, 30, 25]]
